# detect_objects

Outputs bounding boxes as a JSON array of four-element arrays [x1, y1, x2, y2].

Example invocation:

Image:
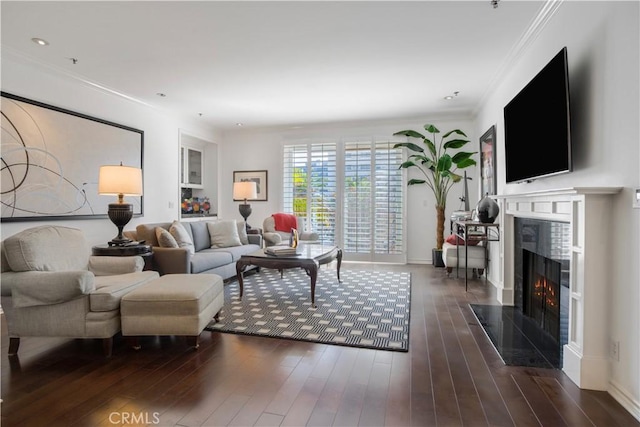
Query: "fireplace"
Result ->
[[514, 218, 570, 367], [523, 250, 561, 342], [497, 187, 620, 390]]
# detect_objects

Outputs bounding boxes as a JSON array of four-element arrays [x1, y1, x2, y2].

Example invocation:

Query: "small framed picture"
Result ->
[[233, 170, 268, 201], [480, 125, 497, 196]]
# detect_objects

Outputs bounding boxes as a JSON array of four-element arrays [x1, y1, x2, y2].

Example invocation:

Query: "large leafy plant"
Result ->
[[393, 124, 476, 250]]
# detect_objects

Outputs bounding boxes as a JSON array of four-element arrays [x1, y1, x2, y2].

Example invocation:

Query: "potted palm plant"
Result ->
[[393, 124, 476, 266]]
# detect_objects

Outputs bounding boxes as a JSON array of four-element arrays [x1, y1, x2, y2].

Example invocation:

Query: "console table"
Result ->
[[453, 220, 500, 291]]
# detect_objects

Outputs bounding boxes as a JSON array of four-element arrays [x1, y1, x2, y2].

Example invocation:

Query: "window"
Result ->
[[283, 143, 337, 244], [283, 139, 405, 262]]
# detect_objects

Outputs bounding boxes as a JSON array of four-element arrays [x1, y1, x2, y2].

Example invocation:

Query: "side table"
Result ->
[[453, 220, 500, 291], [91, 244, 153, 270]]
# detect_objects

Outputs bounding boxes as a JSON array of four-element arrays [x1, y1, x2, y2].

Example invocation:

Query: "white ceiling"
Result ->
[[1, 1, 548, 130]]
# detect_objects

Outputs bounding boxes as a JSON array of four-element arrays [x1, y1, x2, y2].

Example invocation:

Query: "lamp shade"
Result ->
[[233, 181, 257, 201], [98, 165, 143, 196]]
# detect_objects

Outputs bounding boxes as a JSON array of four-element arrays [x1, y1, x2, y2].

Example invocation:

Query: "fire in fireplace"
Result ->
[[523, 249, 562, 343]]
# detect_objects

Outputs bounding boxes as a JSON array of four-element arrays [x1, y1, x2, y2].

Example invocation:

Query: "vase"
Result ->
[[476, 193, 499, 223]]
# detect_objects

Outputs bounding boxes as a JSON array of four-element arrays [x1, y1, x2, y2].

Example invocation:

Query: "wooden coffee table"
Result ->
[[235, 244, 342, 307]]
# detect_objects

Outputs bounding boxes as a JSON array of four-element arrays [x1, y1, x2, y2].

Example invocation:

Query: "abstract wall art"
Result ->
[[1, 92, 144, 222]]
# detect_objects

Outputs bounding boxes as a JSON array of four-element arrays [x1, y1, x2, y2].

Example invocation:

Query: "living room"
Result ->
[[1, 1, 639, 425]]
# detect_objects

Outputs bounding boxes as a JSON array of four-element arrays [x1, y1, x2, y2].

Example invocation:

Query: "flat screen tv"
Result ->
[[504, 47, 572, 183]]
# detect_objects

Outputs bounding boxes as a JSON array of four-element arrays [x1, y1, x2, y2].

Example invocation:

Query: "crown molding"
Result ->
[[474, 0, 565, 115]]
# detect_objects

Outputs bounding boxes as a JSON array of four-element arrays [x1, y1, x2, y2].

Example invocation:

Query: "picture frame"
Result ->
[[1, 92, 144, 222], [233, 170, 268, 201], [480, 125, 497, 196]]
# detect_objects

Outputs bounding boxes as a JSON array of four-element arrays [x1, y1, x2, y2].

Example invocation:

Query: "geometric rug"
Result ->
[[205, 268, 411, 352]]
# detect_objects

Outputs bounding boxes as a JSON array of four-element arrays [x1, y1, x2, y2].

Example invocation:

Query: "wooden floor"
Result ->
[[1, 264, 638, 427]]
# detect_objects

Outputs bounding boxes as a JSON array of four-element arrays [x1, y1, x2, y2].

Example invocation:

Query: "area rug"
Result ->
[[205, 269, 411, 351]]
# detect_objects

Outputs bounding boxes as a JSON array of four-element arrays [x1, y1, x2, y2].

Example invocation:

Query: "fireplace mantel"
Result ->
[[494, 187, 622, 391]]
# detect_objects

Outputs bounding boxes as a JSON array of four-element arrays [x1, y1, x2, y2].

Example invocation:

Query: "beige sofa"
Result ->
[[132, 220, 262, 279], [1, 225, 159, 356]]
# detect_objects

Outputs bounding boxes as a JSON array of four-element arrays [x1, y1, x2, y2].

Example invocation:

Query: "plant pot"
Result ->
[[432, 248, 445, 267]]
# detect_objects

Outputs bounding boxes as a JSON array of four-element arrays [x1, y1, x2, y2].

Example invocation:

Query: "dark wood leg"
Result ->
[[446, 267, 453, 276], [235, 260, 246, 300], [8, 337, 20, 356], [214, 310, 221, 322], [103, 337, 113, 357], [336, 248, 342, 282], [186, 335, 199, 349], [309, 264, 318, 308]]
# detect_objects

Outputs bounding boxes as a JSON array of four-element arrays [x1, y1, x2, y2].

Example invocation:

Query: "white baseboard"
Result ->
[[609, 380, 640, 422]]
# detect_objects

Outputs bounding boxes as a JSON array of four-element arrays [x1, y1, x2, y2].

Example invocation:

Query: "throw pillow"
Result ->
[[236, 221, 249, 245], [155, 227, 178, 248], [169, 221, 195, 254], [445, 233, 480, 246], [207, 220, 242, 248]]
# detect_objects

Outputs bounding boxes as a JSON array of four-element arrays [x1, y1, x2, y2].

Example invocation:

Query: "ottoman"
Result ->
[[442, 242, 486, 277], [121, 274, 224, 349]]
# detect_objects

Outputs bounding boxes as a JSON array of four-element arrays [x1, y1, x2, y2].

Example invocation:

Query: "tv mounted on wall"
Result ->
[[503, 47, 572, 183]]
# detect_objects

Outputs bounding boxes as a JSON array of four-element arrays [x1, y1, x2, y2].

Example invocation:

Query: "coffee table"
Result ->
[[235, 244, 342, 307]]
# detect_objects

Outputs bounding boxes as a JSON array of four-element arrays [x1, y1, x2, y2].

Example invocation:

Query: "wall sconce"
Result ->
[[233, 181, 257, 230], [98, 163, 142, 246]]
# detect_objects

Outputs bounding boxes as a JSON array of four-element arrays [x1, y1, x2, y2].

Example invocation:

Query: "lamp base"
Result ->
[[239, 203, 252, 230], [107, 202, 133, 246]]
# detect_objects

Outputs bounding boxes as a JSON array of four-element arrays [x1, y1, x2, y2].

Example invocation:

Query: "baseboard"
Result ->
[[609, 380, 640, 422]]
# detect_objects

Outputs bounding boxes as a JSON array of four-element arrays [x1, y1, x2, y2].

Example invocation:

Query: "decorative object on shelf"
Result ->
[[233, 170, 268, 201], [181, 198, 193, 213], [476, 193, 499, 223], [393, 123, 477, 265], [480, 125, 497, 196], [98, 162, 143, 246], [233, 181, 257, 230], [201, 197, 211, 214]]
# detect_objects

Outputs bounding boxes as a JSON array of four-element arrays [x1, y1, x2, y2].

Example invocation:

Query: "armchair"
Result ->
[[262, 214, 319, 247], [1, 225, 159, 357]]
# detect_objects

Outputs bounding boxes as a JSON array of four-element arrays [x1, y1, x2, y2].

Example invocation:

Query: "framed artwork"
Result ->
[[480, 125, 497, 196], [233, 170, 268, 201], [1, 92, 144, 222]]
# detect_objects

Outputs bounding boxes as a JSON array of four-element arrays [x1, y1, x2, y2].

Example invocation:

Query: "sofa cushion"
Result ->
[[3, 225, 90, 272], [207, 220, 242, 248], [189, 221, 212, 252], [156, 227, 178, 248], [170, 221, 195, 254], [135, 222, 172, 247], [211, 243, 261, 261], [90, 270, 159, 311], [237, 221, 249, 245], [190, 250, 233, 274]]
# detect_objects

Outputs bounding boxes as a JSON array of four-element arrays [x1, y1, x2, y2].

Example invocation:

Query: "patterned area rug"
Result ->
[[206, 268, 411, 351]]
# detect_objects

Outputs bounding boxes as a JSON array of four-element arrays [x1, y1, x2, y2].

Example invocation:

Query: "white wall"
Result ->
[[219, 117, 476, 264], [1, 54, 220, 244], [475, 1, 639, 417]]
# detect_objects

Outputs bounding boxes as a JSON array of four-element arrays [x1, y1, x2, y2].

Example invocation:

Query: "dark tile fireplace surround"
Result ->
[[472, 217, 570, 369]]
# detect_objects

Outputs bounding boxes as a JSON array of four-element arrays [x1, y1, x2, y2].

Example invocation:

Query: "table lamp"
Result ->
[[98, 163, 143, 246], [233, 181, 257, 229]]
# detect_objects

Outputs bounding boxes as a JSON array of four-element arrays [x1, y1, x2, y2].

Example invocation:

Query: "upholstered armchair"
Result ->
[[1, 225, 159, 357], [262, 214, 319, 247]]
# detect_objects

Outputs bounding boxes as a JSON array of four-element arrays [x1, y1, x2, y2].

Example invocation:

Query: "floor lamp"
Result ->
[[233, 181, 257, 230], [98, 163, 143, 246]]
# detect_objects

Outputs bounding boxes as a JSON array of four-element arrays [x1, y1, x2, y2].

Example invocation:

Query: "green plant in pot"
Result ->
[[393, 124, 476, 266]]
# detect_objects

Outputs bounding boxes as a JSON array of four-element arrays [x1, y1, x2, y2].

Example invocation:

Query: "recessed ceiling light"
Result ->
[[156, 92, 166, 97], [31, 37, 49, 46], [236, 123, 243, 127], [444, 91, 460, 100]]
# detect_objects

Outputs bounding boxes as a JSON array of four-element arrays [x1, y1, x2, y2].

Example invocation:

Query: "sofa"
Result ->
[[131, 219, 262, 279], [0, 225, 160, 356]]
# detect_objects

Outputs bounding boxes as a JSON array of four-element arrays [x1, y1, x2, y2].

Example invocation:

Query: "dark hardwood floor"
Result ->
[[1, 263, 637, 426]]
